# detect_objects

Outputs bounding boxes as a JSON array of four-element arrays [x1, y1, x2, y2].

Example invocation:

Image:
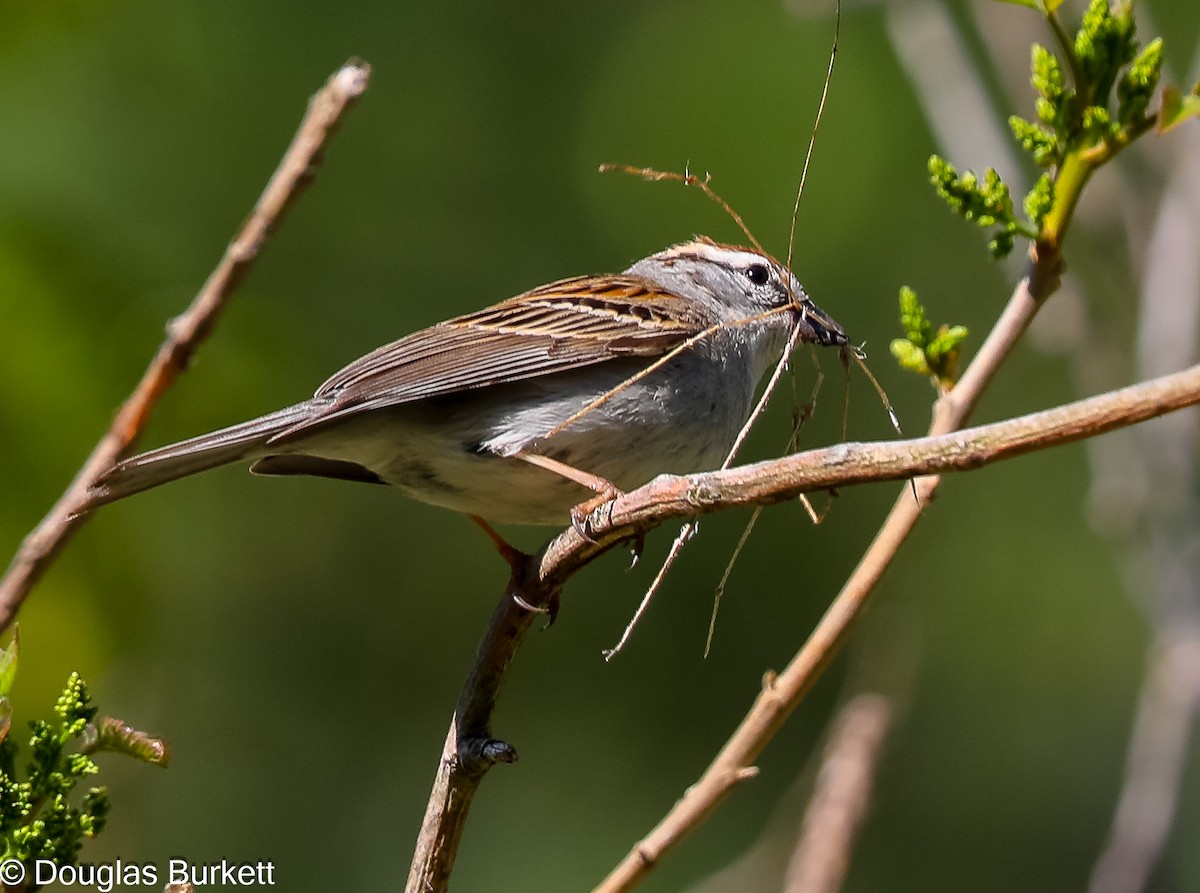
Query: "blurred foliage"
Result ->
[[0, 630, 18, 744], [0, 1, 1197, 892]]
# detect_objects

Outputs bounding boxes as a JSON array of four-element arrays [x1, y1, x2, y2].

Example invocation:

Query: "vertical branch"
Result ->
[[0, 60, 371, 631], [783, 694, 893, 893], [406, 559, 556, 893], [1088, 87, 1200, 893], [1088, 635, 1200, 893]]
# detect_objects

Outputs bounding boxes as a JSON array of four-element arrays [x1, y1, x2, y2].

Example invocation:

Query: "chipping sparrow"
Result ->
[[89, 238, 847, 526]]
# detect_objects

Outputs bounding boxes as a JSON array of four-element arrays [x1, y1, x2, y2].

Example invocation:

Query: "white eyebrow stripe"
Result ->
[[658, 241, 773, 270]]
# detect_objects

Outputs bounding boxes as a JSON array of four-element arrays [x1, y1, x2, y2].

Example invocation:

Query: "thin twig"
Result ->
[[0, 60, 370, 632], [704, 506, 761, 658], [786, 0, 839, 272], [603, 522, 695, 660], [598, 165, 764, 253]]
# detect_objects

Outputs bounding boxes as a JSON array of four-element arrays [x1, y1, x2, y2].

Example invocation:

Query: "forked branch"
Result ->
[[588, 248, 1168, 890], [410, 285, 1200, 891]]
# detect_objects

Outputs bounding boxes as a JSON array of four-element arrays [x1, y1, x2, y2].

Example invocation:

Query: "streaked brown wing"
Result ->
[[311, 274, 709, 412]]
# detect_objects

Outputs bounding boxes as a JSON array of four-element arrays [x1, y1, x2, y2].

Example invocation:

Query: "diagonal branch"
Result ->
[[0, 60, 371, 632], [590, 240, 1102, 891]]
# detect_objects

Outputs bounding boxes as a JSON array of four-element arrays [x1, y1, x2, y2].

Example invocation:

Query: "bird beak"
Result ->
[[795, 299, 848, 347]]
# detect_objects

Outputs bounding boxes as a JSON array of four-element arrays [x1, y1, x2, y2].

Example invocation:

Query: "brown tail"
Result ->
[[86, 402, 316, 508]]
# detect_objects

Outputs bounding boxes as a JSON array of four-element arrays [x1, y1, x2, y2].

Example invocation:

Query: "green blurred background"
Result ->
[[2, 0, 1198, 890]]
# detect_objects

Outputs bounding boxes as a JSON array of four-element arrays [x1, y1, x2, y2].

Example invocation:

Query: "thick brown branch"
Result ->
[[544, 360, 1200, 582], [0, 61, 370, 632]]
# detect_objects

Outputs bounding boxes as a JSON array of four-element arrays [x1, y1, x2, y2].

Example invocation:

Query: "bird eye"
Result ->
[[744, 263, 771, 286]]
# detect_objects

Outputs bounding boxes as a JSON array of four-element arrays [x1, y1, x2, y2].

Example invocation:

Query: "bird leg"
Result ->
[[469, 515, 527, 568], [469, 515, 559, 621], [515, 451, 624, 540]]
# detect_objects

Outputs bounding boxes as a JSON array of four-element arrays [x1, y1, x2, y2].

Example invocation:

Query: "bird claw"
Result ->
[[512, 589, 560, 626], [569, 486, 623, 542], [627, 532, 646, 568]]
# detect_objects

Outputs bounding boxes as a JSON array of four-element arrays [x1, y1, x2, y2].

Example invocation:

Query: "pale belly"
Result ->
[[282, 353, 762, 525]]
